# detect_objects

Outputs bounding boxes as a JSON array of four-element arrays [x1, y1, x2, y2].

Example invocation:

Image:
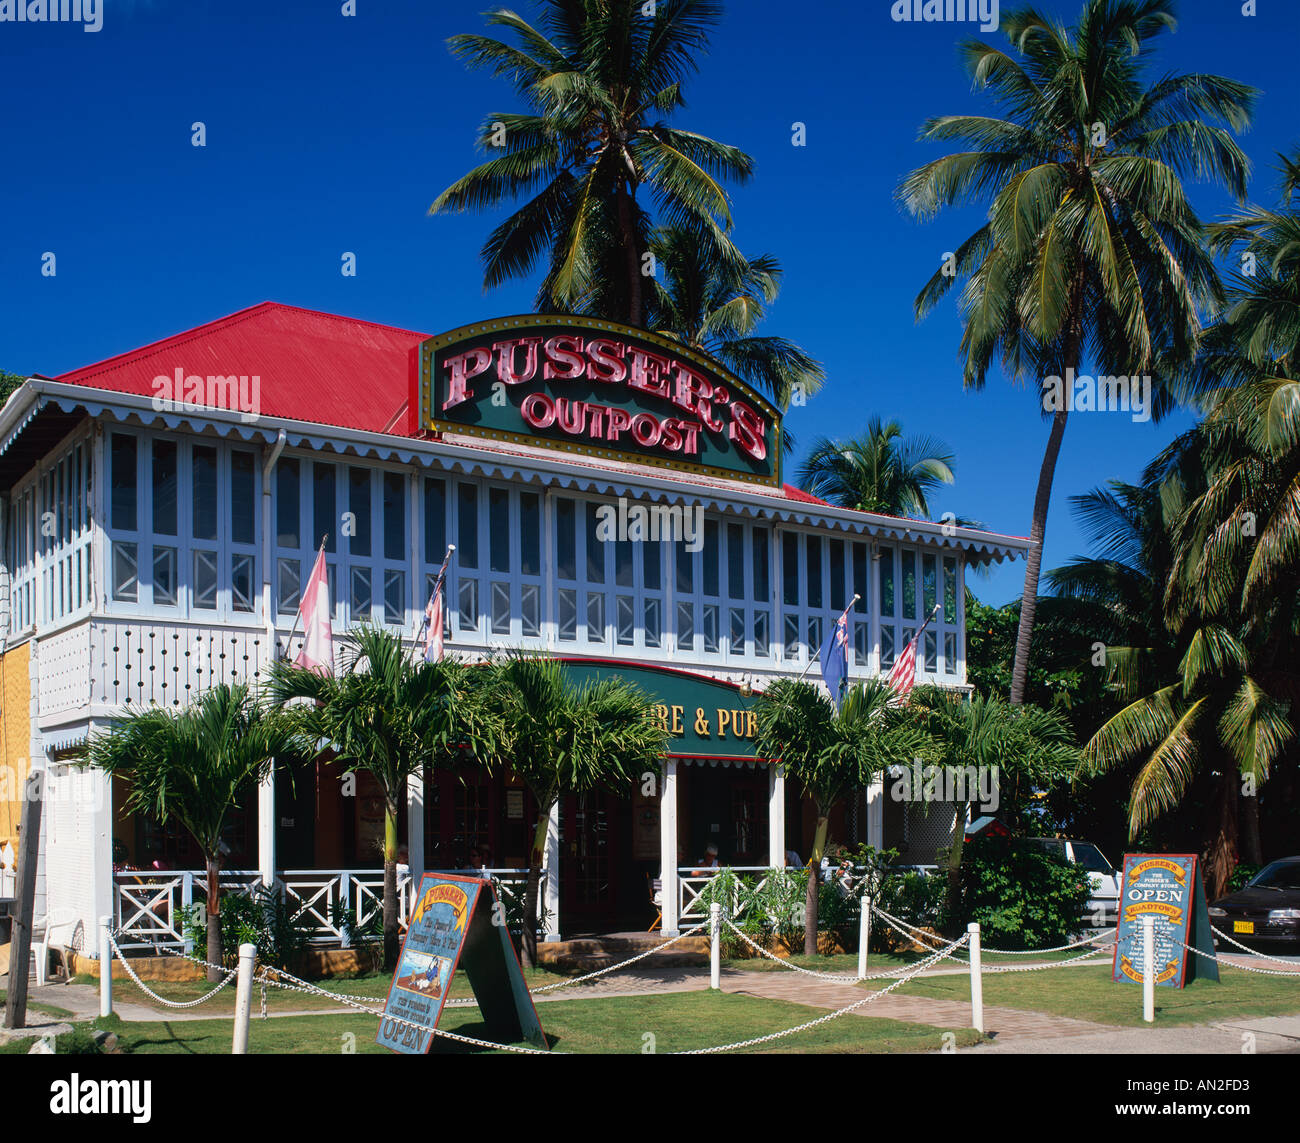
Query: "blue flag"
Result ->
[[819, 610, 850, 709]]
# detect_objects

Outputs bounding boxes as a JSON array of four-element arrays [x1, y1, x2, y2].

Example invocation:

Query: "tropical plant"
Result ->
[[797, 417, 956, 519], [182, 885, 317, 972], [909, 687, 1080, 929], [267, 626, 493, 969], [957, 836, 1092, 949], [479, 654, 667, 966], [1077, 150, 1300, 894], [755, 678, 934, 955], [897, 0, 1256, 704], [81, 684, 301, 981], [431, 0, 753, 325], [647, 224, 825, 412]]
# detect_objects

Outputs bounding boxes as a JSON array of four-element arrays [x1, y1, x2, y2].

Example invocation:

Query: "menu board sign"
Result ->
[[376, 873, 547, 1053], [1112, 854, 1218, 989]]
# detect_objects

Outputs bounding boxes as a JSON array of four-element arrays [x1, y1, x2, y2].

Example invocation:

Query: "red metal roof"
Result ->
[[54, 302, 426, 436]]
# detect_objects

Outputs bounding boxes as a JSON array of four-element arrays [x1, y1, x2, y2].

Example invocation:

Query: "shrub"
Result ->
[[955, 836, 1092, 950], [183, 885, 316, 970]]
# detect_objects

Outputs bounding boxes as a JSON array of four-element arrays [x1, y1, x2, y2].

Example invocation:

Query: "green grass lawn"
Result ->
[[882, 962, 1300, 1027], [4, 992, 982, 1055], [722, 945, 1107, 975]]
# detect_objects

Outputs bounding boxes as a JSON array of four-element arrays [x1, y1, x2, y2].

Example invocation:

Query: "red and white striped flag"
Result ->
[[293, 547, 334, 675], [886, 633, 920, 701], [420, 544, 454, 664]]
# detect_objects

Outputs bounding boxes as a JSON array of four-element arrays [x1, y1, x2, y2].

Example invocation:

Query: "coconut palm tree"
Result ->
[[897, 0, 1256, 705], [755, 678, 934, 955], [797, 417, 956, 519], [647, 224, 825, 411], [81, 685, 303, 982], [910, 688, 1081, 927], [267, 626, 493, 969], [480, 654, 667, 967], [431, 0, 753, 325]]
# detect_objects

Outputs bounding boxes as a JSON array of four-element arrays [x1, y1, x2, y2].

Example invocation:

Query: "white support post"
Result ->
[[339, 873, 352, 948], [767, 763, 785, 869], [232, 943, 257, 1054], [709, 902, 721, 989], [968, 922, 983, 1035], [407, 768, 425, 884], [543, 802, 561, 943], [1143, 915, 1156, 1023], [858, 895, 871, 979], [99, 916, 113, 1018], [257, 770, 276, 891], [660, 758, 679, 936], [865, 776, 884, 850], [181, 872, 194, 955]]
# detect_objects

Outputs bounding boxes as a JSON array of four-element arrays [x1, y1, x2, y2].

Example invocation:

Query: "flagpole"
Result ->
[[797, 593, 860, 682], [281, 537, 328, 661]]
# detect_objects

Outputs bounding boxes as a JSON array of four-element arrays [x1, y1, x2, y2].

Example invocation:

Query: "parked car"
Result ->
[[1027, 838, 1122, 926], [1209, 857, 1300, 950]]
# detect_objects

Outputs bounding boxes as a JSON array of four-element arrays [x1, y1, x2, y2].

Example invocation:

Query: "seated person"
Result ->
[[692, 843, 721, 875]]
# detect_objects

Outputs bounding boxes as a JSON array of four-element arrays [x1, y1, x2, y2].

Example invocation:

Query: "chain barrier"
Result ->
[[108, 931, 237, 1008], [1183, 938, 1300, 977], [723, 920, 923, 982], [1211, 925, 1300, 966], [529, 924, 707, 993], [676, 932, 972, 1055], [870, 905, 1115, 957]]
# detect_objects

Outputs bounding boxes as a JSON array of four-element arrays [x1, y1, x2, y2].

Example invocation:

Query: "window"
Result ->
[[349, 467, 372, 558]]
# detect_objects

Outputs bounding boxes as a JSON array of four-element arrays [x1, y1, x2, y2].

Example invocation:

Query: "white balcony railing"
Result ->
[[111, 867, 537, 950]]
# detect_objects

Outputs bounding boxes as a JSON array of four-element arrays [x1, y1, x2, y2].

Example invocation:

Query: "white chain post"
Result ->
[[99, 916, 113, 1018], [1143, 914, 1155, 1023], [967, 922, 983, 1034], [709, 902, 721, 990], [232, 943, 257, 1054], [858, 895, 871, 980]]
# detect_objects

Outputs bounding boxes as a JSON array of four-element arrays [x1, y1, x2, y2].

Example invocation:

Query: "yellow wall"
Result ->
[[0, 641, 31, 850]]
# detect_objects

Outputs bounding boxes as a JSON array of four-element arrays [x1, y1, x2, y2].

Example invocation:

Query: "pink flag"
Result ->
[[423, 580, 444, 663], [294, 548, 334, 675]]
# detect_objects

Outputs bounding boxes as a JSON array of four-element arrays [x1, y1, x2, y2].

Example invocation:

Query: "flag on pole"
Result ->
[[293, 546, 334, 675], [886, 632, 920, 701], [818, 606, 851, 709], [886, 604, 941, 703], [419, 544, 455, 664]]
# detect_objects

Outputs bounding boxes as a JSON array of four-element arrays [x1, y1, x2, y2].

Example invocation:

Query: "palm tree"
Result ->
[[647, 224, 825, 411], [267, 626, 492, 969], [911, 688, 1080, 927], [797, 417, 956, 519], [81, 685, 302, 982], [480, 654, 667, 967], [431, 0, 753, 325], [897, 0, 1256, 705], [755, 678, 933, 955]]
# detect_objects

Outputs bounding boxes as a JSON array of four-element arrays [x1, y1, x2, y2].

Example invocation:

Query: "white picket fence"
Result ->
[[112, 868, 535, 950]]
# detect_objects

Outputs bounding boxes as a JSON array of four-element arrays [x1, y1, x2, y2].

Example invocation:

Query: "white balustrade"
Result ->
[[112, 867, 540, 949]]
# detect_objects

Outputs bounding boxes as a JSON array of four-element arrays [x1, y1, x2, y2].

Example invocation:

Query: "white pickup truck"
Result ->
[[1028, 838, 1123, 927]]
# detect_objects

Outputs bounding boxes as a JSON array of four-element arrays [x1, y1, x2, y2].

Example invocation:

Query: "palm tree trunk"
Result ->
[[1205, 767, 1240, 899], [520, 809, 550, 969], [382, 799, 399, 970], [1009, 407, 1068, 704], [944, 802, 970, 936], [804, 814, 829, 956], [618, 175, 643, 327], [205, 855, 223, 984], [1240, 789, 1262, 866]]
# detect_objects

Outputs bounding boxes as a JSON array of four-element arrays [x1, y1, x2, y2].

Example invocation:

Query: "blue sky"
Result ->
[[1, 0, 1295, 605]]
